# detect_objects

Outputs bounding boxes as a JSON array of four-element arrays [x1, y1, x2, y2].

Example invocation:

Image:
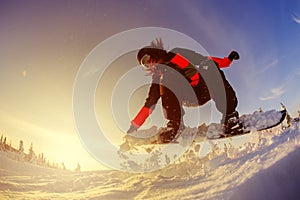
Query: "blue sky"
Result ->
[[1, 0, 300, 170]]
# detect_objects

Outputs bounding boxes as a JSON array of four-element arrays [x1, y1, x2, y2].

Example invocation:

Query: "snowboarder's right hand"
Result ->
[[228, 51, 240, 61], [127, 124, 138, 133]]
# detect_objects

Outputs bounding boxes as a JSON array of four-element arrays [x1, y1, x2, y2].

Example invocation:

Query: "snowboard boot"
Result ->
[[159, 120, 185, 143], [222, 111, 243, 136]]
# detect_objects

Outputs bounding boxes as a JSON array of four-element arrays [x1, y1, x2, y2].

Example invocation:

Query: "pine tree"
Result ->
[[18, 140, 24, 152], [75, 163, 81, 172], [52, 162, 58, 169], [3, 137, 7, 151], [17, 140, 25, 161], [37, 153, 45, 166], [47, 160, 51, 168], [61, 162, 66, 170], [0, 134, 3, 151], [27, 143, 36, 163]]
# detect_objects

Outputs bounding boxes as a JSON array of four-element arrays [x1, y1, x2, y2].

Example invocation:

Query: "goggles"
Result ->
[[140, 54, 151, 67], [140, 54, 158, 75]]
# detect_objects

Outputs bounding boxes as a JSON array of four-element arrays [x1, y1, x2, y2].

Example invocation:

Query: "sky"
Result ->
[[1, 0, 300, 171]]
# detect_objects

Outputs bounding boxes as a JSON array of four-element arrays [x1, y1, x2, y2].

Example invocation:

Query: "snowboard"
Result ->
[[205, 109, 287, 139], [120, 109, 287, 150], [120, 126, 199, 151]]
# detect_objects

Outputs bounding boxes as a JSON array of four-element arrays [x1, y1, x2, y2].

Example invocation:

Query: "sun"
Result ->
[[22, 70, 27, 78]]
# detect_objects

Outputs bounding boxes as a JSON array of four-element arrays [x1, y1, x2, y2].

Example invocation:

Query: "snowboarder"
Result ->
[[127, 39, 241, 143]]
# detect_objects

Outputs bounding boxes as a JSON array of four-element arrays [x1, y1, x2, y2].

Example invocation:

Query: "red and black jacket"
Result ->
[[131, 50, 232, 128]]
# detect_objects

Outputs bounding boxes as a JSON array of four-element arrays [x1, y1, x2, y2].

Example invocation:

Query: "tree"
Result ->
[[0, 135, 3, 150], [27, 143, 36, 163], [61, 162, 66, 170], [47, 160, 51, 168], [75, 163, 81, 172], [37, 153, 46, 166], [3, 137, 7, 151], [18, 140, 24, 152], [17, 140, 25, 161]]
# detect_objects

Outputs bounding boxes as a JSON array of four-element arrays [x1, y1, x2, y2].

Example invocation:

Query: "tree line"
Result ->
[[0, 134, 81, 172]]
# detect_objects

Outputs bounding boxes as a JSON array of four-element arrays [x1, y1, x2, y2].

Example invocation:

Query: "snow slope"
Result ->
[[0, 121, 299, 200]]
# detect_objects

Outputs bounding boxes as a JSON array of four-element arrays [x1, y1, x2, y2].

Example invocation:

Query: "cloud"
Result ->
[[259, 86, 285, 101], [297, 68, 300, 76], [292, 13, 300, 24], [256, 58, 279, 74]]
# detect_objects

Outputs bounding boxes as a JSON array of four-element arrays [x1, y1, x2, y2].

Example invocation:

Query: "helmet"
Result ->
[[137, 47, 167, 65], [137, 47, 167, 75]]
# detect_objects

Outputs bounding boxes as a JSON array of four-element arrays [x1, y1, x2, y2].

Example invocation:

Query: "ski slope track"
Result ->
[[1, 121, 300, 200]]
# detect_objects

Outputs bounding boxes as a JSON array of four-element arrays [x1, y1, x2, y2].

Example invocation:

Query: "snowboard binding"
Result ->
[[222, 111, 244, 137], [157, 120, 185, 143]]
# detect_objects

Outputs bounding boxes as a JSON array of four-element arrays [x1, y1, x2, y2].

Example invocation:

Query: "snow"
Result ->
[[1, 121, 300, 200]]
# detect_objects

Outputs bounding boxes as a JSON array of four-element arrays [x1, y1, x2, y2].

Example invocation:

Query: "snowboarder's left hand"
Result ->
[[127, 124, 138, 133], [228, 51, 240, 61]]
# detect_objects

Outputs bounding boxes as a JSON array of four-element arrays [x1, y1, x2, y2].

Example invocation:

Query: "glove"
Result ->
[[228, 51, 240, 61], [190, 72, 199, 87], [127, 123, 138, 133]]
